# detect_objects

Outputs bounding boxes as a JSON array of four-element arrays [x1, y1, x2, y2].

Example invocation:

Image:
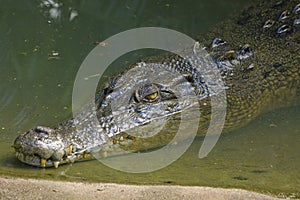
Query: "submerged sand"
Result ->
[[0, 176, 287, 200]]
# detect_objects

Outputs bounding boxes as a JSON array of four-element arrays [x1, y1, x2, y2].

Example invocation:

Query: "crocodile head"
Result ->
[[13, 0, 300, 168], [13, 55, 213, 168]]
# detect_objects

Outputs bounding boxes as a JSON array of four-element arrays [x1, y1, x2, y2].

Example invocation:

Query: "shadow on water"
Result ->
[[0, 0, 299, 198]]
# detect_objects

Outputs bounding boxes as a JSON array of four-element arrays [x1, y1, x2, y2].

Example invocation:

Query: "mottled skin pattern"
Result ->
[[200, 0, 300, 131], [13, 0, 300, 168]]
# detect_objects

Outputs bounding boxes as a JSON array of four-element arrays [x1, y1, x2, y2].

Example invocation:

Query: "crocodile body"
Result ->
[[13, 0, 300, 168]]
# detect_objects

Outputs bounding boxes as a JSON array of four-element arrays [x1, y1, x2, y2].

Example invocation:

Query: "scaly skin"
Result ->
[[13, 0, 300, 168]]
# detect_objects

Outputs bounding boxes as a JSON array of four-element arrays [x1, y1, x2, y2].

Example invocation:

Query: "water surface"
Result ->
[[0, 0, 299, 198]]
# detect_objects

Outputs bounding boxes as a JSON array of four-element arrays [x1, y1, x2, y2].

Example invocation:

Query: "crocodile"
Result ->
[[13, 0, 300, 168]]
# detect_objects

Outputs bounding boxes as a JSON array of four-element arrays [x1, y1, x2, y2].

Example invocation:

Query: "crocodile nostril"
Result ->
[[35, 126, 54, 134]]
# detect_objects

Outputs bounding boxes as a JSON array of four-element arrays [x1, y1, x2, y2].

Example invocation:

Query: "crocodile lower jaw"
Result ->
[[14, 152, 89, 168]]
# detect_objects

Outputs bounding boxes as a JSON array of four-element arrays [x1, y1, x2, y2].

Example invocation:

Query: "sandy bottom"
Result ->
[[0, 176, 287, 200]]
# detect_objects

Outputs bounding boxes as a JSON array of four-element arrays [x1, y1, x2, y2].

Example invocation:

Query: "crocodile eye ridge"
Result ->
[[135, 84, 161, 103]]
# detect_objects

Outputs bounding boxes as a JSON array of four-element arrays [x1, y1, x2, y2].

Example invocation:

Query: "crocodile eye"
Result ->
[[145, 92, 158, 101], [135, 84, 160, 103]]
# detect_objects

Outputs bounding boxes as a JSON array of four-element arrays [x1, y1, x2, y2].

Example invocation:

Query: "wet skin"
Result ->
[[13, 0, 300, 168]]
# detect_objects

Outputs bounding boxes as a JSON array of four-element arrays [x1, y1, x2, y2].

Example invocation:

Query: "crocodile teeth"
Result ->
[[40, 158, 46, 167], [68, 144, 73, 155], [83, 151, 87, 158], [15, 152, 23, 160], [53, 161, 60, 168], [101, 151, 108, 158]]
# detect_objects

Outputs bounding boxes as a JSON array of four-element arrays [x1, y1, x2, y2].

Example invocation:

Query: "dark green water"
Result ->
[[0, 0, 299, 198]]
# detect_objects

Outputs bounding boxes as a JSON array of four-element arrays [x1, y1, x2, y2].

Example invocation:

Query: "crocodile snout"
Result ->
[[13, 126, 72, 168]]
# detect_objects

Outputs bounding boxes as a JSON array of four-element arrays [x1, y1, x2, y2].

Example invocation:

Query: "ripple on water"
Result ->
[[0, 85, 16, 113], [12, 106, 32, 129]]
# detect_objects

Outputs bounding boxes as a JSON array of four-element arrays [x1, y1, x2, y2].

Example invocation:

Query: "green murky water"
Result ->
[[0, 0, 299, 198]]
